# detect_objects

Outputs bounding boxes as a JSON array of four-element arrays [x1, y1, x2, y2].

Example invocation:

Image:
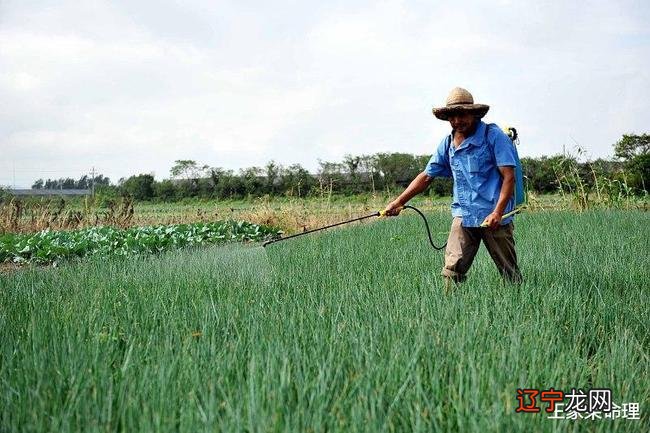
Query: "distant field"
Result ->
[[4, 191, 634, 235], [128, 193, 632, 231], [1, 210, 648, 432], [2, 193, 443, 234]]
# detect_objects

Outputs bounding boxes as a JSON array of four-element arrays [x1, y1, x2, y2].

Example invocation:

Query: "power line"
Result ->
[[91, 166, 95, 196]]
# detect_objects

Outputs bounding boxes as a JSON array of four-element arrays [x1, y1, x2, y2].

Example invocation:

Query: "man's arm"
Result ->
[[482, 166, 514, 229], [383, 172, 434, 215]]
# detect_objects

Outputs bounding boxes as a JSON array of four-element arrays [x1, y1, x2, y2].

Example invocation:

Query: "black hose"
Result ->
[[263, 205, 447, 251], [262, 211, 380, 247], [402, 205, 447, 250]]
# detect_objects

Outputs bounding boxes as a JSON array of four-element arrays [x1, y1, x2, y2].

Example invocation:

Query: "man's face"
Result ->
[[448, 112, 477, 135]]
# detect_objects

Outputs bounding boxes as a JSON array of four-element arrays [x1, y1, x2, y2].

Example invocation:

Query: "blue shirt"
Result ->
[[424, 121, 518, 227]]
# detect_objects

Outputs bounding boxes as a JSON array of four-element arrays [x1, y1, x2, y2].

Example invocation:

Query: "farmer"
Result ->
[[383, 87, 522, 288]]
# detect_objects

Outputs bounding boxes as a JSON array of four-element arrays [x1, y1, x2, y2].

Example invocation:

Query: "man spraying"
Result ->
[[383, 87, 523, 288]]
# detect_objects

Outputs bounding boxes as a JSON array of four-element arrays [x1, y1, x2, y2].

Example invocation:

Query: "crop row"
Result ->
[[0, 220, 279, 264]]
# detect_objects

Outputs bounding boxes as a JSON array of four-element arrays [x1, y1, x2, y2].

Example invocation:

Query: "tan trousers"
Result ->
[[442, 217, 522, 284]]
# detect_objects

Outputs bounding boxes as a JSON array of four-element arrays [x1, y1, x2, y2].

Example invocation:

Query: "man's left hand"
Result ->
[[482, 211, 503, 230]]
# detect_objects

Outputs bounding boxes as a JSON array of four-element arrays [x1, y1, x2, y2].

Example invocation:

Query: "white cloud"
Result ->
[[1, 0, 649, 187]]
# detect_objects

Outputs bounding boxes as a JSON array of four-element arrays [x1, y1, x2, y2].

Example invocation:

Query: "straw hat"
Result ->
[[432, 87, 490, 121]]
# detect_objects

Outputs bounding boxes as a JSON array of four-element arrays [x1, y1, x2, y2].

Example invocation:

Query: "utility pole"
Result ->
[[90, 166, 96, 197]]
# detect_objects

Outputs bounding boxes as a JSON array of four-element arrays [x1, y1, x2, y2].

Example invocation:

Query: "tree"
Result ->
[[283, 164, 316, 197], [209, 167, 227, 197], [359, 154, 378, 194], [77, 175, 89, 189], [614, 134, 650, 161], [343, 154, 361, 176], [341, 155, 364, 194], [61, 178, 76, 189], [210, 168, 241, 198], [264, 161, 282, 195], [374, 153, 420, 189], [239, 167, 263, 196], [170, 160, 209, 180], [612, 134, 649, 192], [33, 174, 111, 190], [93, 174, 111, 187], [121, 174, 155, 200], [520, 155, 568, 193], [317, 160, 346, 193], [170, 160, 208, 198], [153, 180, 177, 201], [626, 153, 650, 192]]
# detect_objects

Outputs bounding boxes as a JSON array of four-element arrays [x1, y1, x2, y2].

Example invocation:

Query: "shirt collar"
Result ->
[[449, 121, 486, 150], [465, 121, 486, 145]]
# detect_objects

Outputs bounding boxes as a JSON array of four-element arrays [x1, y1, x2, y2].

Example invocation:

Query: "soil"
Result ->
[[0, 262, 25, 275]]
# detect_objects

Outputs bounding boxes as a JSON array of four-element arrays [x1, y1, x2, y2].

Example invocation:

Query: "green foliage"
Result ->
[[520, 156, 565, 193], [612, 134, 649, 192], [32, 174, 111, 190], [0, 186, 11, 202], [552, 153, 591, 209], [120, 174, 155, 200], [283, 164, 318, 197], [548, 146, 645, 209], [170, 160, 209, 180], [614, 133, 650, 161], [152, 179, 177, 201], [239, 167, 264, 196], [0, 220, 278, 264], [427, 177, 453, 197], [375, 152, 423, 189], [24, 134, 650, 202], [92, 184, 119, 207], [626, 153, 650, 191]]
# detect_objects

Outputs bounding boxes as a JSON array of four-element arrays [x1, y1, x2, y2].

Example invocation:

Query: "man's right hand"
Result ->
[[382, 200, 404, 216]]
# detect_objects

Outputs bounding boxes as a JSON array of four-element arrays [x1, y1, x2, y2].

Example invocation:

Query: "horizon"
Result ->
[[4, 146, 628, 188]]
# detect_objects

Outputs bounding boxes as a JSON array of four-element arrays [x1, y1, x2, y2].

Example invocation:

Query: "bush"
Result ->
[[153, 180, 177, 202], [120, 174, 155, 201]]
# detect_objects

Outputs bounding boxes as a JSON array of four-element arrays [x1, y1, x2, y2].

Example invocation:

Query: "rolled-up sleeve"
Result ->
[[491, 128, 517, 167], [424, 138, 452, 178]]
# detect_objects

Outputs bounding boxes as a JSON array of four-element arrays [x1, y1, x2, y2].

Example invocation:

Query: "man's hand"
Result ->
[[383, 200, 404, 216], [482, 166, 514, 229], [481, 211, 503, 230]]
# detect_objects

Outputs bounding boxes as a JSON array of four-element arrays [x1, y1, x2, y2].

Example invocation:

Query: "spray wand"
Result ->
[[262, 205, 448, 249], [262, 205, 524, 248]]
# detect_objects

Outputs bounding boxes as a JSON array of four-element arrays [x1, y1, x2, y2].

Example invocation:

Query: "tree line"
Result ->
[[31, 174, 111, 190], [29, 134, 649, 201]]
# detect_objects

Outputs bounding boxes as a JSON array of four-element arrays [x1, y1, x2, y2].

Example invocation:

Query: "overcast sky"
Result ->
[[1, 0, 649, 187]]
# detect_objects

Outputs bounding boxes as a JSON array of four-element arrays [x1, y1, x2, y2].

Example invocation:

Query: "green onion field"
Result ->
[[1, 210, 648, 432]]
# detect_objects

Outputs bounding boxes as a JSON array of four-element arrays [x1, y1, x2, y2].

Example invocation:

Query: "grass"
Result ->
[[1, 210, 648, 432]]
